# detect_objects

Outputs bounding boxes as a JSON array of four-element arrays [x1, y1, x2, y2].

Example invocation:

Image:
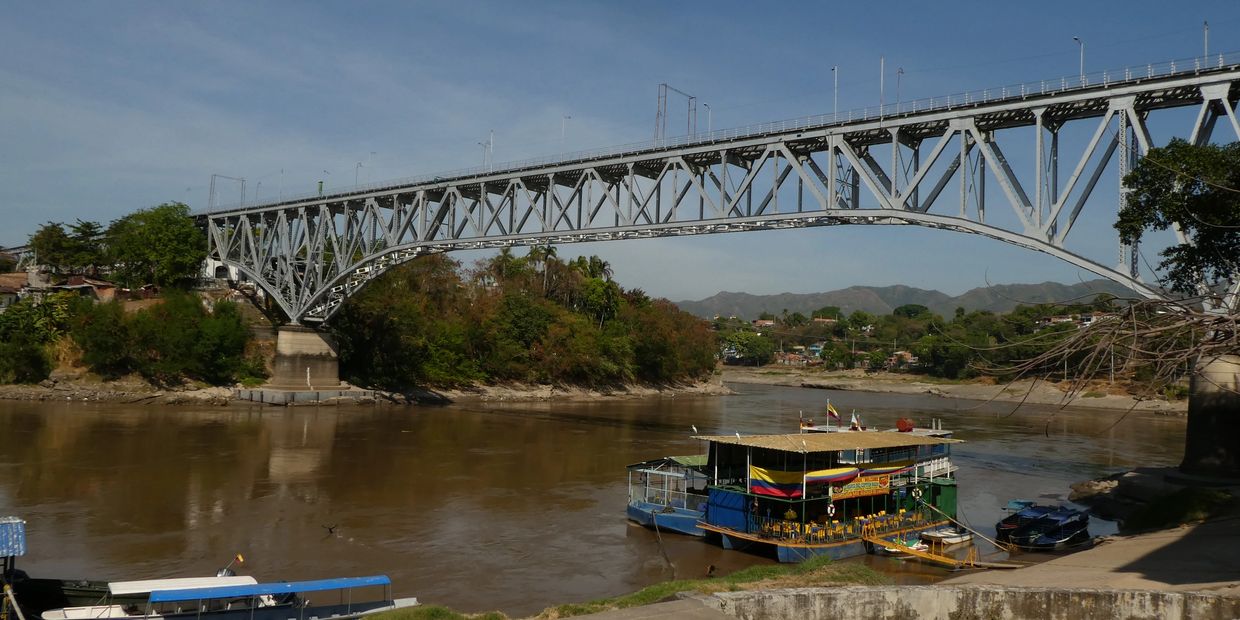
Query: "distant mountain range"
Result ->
[[673, 280, 1138, 320]]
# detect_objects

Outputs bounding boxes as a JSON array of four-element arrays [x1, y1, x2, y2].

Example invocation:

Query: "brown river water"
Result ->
[[0, 383, 1184, 617]]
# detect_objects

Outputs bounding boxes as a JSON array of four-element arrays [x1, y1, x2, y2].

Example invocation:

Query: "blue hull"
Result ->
[[627, 502, 706, 537], [703, 520, 949, 563]]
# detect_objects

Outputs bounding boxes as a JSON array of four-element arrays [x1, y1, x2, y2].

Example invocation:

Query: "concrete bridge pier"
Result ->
[[1180, 354, 1240, 477], [268, 325, 342, 390]]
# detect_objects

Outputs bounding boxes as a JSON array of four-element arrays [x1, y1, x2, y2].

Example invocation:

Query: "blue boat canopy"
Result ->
[[148, 576, 391, 603]]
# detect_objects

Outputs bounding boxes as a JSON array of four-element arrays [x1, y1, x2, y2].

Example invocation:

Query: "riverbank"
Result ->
[[721, 366, 1187, 414], [0, 364, 1180, 411], [0, 371, 734, 406]]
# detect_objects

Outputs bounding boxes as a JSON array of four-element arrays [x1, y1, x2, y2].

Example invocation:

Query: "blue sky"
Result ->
[[2, 1, 1238, 300]]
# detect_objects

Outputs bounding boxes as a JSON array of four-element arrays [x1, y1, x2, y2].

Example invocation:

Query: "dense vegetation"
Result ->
[[1, 202, 255, 387], [28, 202, 206, 286], [330, 249, 717, 391], [716, 296, 1120, 380], [0, 291, 263, 386]]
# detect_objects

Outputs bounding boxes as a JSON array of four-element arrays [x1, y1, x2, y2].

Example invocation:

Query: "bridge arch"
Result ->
[[202, 56, 1240, 324]]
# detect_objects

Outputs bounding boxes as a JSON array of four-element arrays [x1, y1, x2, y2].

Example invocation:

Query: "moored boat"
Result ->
[[625, 455, 710, 537], [1007, 506, 1090, 551], [881, 536, 929, 555], [919, 526, 974, 546], [687, 428, 962, 563], [994, 504, 1058, 542], [38, 575, 418, 620]]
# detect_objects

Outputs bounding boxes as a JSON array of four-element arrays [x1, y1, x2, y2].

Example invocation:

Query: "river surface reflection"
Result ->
[[0, 384, 1184, 616]]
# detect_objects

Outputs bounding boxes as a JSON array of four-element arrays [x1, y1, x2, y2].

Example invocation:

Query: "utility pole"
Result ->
[[655, 83, 697, 142]]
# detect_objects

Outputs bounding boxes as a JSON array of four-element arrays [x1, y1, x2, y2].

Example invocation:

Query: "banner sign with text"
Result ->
[[830, 473, 891, 499]]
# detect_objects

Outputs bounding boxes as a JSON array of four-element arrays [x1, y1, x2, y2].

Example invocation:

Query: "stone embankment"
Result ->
[[692, 585, 1240, 620]]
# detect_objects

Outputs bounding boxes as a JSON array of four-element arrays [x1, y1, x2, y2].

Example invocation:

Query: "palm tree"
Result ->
[[539, 245, 558, 294]]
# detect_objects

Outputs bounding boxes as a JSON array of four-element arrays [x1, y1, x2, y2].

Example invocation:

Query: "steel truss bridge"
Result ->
[[203, 54, 1240, 324]]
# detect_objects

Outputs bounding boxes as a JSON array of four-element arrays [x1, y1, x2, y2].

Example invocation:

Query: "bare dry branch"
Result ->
[[985, 297, 1238, 402]]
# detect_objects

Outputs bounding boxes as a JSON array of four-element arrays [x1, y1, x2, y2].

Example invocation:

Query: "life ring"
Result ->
[[826, 503, 836, 517], [911, 487, 924, 500]]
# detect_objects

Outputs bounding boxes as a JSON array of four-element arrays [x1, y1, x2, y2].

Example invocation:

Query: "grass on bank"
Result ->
[[372, 556, 888, 620]]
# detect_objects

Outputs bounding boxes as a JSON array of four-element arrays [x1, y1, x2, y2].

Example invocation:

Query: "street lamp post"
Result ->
[[355, 162, 363, 186], [702, 103, 711, 133], [560, 115, 571, 158], [896, 67, 904, 110], [832, 65, 839, 121], [1073, 37, 1085, 85], [879, 55, 885, 119], [1204, 21, 1210, 61]]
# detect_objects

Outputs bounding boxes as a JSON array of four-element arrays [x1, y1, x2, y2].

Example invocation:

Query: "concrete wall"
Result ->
[[268, 326, 341, 389], [706, 586, 1240, 620]]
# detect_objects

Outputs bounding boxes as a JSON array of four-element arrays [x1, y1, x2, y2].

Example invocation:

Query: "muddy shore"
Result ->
[[0, 365, 1188, 411], [0, 370, 736, 406], [721, 365, 1187, 414]]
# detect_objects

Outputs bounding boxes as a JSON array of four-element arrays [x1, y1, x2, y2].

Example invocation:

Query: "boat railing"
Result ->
[[628, 485, 705, 511], [751, 507, 938, 544]]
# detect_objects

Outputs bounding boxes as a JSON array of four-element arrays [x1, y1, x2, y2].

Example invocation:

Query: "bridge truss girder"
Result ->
[[205, 67, 1240, 324]]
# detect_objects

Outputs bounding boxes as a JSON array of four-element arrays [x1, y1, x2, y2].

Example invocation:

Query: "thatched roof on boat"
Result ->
[[692, 431, 960, 453]]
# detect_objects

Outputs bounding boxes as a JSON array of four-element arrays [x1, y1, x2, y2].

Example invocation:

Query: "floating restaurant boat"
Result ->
[[691, 429, 962, 563], [625, 455, 711, 537], [37, 575, 418, 620]]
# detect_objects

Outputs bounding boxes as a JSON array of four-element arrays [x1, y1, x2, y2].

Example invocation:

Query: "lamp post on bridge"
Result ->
[[702, 103, 711, 133], [355, 162, 363, 187], [1073, 37, 1085, 85], [560, 115, 571, 159], [832, 65, 838, 122], [896, 67, 904, 111]]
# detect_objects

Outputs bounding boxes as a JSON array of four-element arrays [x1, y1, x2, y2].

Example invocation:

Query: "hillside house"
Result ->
[[0, 273, 26, 313]]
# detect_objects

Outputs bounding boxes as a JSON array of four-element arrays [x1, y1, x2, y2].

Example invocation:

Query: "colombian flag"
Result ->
[[826, 402, 841, 420]]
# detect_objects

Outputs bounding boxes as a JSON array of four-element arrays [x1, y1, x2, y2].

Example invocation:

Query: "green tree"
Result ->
[[812, 306, 842, 320], [1117, 138, 1240, 476], [0, 293, 80, 344], [67, 219, 106, 275], [893, 304, 932, 319], [106, 202, 206, 288], [726, 331, 776, 366], [580, 277, 621, 328], [0, 340, 51, 384], [29, 222, 73, 274], [1117, 138, 1240, 295], [72, 301, 133, 378]]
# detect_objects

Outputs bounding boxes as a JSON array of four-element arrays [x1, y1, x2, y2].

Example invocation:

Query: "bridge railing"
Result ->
[[204, 50, 1240, 214]]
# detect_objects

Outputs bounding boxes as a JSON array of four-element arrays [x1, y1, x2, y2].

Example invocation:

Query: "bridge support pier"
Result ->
[[1180, 355, 1240, 478], [267, 325, 342, 390]]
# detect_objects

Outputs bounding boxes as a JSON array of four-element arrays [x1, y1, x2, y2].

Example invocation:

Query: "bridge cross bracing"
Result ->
[[202, 53, 1240, 324]]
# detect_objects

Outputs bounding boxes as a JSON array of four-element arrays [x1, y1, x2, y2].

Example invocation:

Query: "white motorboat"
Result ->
[[920, 526, 974, 546]]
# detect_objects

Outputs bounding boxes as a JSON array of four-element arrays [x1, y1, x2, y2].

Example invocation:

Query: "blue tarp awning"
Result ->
[[148, 576, 391, 603]]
